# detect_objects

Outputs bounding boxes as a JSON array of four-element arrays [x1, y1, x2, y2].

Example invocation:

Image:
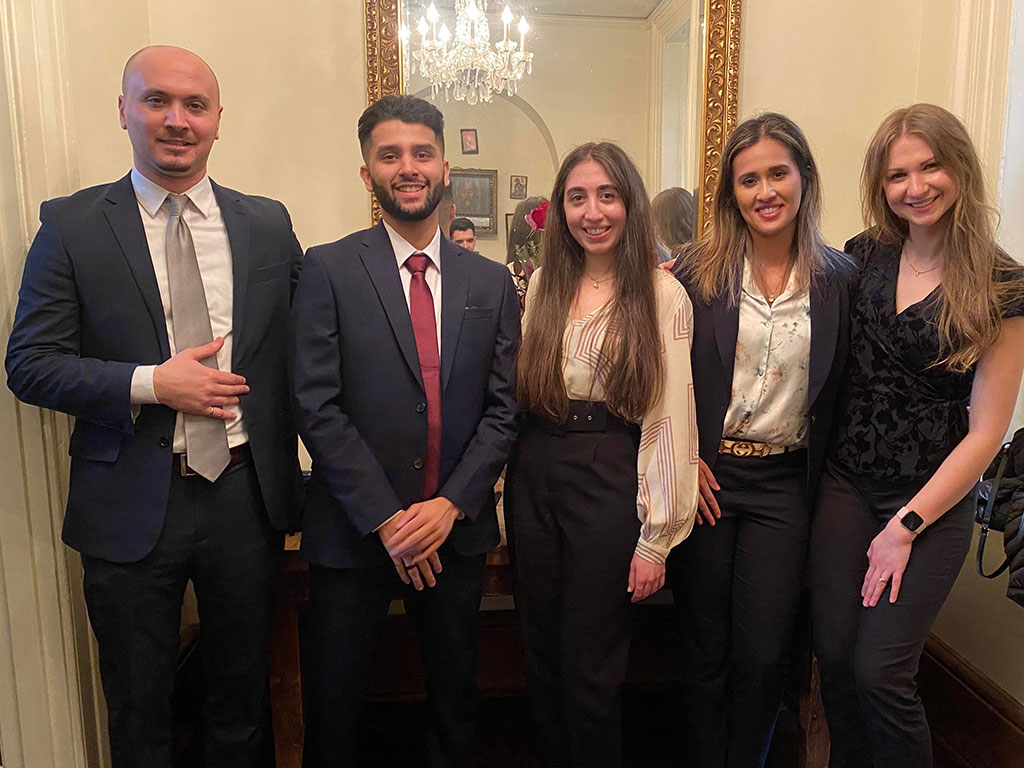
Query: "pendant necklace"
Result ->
[[903, 250, 942, 277], [585, 272, 615, 290], [757, 261, 792, 306]]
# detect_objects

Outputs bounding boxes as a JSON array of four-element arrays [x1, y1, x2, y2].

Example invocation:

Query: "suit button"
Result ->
[[416, 402, 426, 413], [159, 437, 170, 448], [811, 415, 817, 424], [413, 458, 424, 469]]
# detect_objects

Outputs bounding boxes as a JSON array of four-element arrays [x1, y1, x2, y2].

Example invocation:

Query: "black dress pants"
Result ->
[[810, 462, 974, 768], [82, 453, 283, 768], [506, 406, 642, 768], [301, 543, 486, 768], [667, 450, 808, 768]]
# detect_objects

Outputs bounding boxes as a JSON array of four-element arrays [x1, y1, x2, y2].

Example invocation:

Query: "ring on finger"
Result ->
[[877, 577, 887, 584], [209, 406, 215, 416]]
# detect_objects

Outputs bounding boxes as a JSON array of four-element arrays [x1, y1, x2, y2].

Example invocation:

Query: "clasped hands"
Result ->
[[379, 498, 460, 591], [153, 337, 248, 419]]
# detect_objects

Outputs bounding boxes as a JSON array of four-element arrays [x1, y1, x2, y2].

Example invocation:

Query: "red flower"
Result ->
[[526, 200, 548, 232]]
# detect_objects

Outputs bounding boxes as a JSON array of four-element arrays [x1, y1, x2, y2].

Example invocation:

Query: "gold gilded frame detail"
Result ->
[[365, 0, 740, 229], [698, 0, 741, 232]]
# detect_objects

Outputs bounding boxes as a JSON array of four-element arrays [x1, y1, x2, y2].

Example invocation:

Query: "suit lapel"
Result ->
[[102, 174, 171, 359], [439, 240, 467, 391], [808, 272, 839, 410], [711, 294, 739, 389], [360, 223, 424, 389], [213, 182, 251, 368]]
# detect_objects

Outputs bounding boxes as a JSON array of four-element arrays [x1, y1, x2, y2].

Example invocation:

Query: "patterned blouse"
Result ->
[[525, 268, 700, 564], [831, 232, 1024, 481], [723, 259, 811, 447]]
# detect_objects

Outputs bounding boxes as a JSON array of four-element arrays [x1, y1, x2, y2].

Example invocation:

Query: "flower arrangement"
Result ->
[[510, 200, 547, 312]]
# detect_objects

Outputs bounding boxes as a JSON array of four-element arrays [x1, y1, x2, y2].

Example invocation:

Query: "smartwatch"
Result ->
[[897, 506, 926, 535]]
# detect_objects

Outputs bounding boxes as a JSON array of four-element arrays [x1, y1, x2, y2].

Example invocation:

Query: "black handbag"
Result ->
[[975, 426, 1024, 578]]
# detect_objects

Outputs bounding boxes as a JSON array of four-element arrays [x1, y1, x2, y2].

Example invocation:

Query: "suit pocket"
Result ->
[[251, 260, 289, 283], [68, 421, 124, 463], [463, 306, 494, 320]]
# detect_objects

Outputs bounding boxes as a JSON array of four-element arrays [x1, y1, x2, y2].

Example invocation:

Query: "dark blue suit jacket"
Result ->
[[290, 222, 520, 569], [674, 252, 854, 496], [5, 173, 304, 562]]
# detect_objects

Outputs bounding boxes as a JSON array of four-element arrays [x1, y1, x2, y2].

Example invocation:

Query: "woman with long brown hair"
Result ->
[[667, 113, 853, 767], [506, 141, 698, 768], [810, 103, 1024, 768]]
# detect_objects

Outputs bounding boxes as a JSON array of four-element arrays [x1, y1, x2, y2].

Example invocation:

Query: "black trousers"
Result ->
[[506, 406, 642, 768], [301, 544, 486, 768], [667, 450, 809, 768], [810, 462, 974, 768], [82, 452, 282, 768]]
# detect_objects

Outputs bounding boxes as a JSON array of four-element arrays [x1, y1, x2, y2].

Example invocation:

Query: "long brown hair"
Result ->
[[862, 103, 1024, 372], [681, 112, 843, 304], [518, 142, 662, 422]]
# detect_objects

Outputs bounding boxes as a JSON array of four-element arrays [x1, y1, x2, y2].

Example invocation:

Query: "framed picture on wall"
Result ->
[[510, 175, 527, 199], [450, 168, 498, 234], [460, 128, 479, 155], [506, 212, 515, 239]]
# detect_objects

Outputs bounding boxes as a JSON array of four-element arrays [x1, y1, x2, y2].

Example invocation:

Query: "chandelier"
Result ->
[[401, 0, 535, 105]]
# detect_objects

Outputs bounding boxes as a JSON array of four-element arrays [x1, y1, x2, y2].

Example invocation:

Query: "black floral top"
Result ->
[[831, 232, 1024, 481]]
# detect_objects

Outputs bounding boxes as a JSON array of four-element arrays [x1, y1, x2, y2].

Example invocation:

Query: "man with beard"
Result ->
[[290, 95, 520, 767]]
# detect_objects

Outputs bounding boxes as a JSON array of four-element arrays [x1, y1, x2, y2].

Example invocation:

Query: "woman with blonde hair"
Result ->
[[810, 103, 1024, 768], [506, 141, 698, 767], [667, 112, 853, 767]]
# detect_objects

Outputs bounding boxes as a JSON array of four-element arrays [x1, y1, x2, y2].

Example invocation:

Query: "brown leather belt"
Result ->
[[172, 443, 249, 477], [719, 438, 800, 458]]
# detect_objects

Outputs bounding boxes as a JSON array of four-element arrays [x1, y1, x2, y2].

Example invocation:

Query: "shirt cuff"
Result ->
[[374, 509, 403, 533], [130, 365, 160, 405], [634, 538, 670, 565]]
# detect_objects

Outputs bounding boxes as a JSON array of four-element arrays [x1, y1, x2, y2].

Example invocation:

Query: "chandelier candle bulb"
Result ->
[[502, 5, 513, 45], [518, 16, 528, 52]]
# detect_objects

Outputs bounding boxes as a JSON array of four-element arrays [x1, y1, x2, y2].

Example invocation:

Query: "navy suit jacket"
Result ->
[[5, 173, 305, 563], [675, 252, 854, 496], [290, 222, 520, 569]]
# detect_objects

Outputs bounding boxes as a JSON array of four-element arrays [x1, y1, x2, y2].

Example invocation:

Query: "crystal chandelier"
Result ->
[[401, 1, 535, 105]]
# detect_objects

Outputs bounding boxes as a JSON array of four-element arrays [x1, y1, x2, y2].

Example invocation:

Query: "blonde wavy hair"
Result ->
[[862, 103, 1024, 372]]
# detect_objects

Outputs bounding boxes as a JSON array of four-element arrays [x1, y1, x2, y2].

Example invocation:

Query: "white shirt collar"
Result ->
[[382, 219, 442, 273], [130, 167, 215, 219]]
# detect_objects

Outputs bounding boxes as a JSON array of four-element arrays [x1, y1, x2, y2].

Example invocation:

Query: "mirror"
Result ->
[[365, 0, 740, 260]]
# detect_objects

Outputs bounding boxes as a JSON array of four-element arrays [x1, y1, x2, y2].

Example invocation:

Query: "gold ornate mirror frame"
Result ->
[[364, 0, 740, 231]]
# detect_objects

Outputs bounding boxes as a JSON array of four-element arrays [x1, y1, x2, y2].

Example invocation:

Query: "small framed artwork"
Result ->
[[510, 174, 528, 199], [460, 128, 479, 155], [506, 212, 515, 238], [450, 168, 498, 234]]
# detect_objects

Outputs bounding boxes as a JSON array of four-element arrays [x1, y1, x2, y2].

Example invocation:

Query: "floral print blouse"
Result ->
[[723, 259, 811, 447]]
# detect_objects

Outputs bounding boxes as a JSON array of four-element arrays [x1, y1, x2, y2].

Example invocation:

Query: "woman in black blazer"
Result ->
[[668, 113, 853, 768]]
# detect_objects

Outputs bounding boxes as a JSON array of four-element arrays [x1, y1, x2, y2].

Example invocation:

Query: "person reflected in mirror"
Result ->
[[652, 186, 697, 263], [438, 181, 456, 242], [449, 216, 478, 253], [810, 103, 1024, 768], [291, 95, 521, 768], [667, 112, 854, 768], [507, 142, 699, 768]]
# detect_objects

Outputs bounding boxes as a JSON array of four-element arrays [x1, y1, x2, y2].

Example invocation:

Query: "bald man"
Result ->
[[6, 46, 303, 767]]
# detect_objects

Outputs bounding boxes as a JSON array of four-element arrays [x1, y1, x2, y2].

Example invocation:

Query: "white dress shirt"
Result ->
[[383, 220, 443, 355], [127, 168, 248, 452], [723, 259, 811, 447]]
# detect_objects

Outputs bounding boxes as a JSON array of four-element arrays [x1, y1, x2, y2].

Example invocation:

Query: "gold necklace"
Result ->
[[584, 271, 615, 290], [903, 250, 942, 277], [756, 260, 793, 305]]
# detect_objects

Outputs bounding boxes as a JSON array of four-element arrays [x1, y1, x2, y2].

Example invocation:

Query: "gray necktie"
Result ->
[[165, 194, 230, 481]]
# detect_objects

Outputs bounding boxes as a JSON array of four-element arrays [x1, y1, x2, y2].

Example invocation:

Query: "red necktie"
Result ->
[[404, 253, 442, 498]]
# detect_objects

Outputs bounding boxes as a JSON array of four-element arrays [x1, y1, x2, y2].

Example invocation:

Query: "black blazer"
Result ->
[[5, 173, 305, 562], [674, 252, 854, 495], [290, 223, 521, 569]]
